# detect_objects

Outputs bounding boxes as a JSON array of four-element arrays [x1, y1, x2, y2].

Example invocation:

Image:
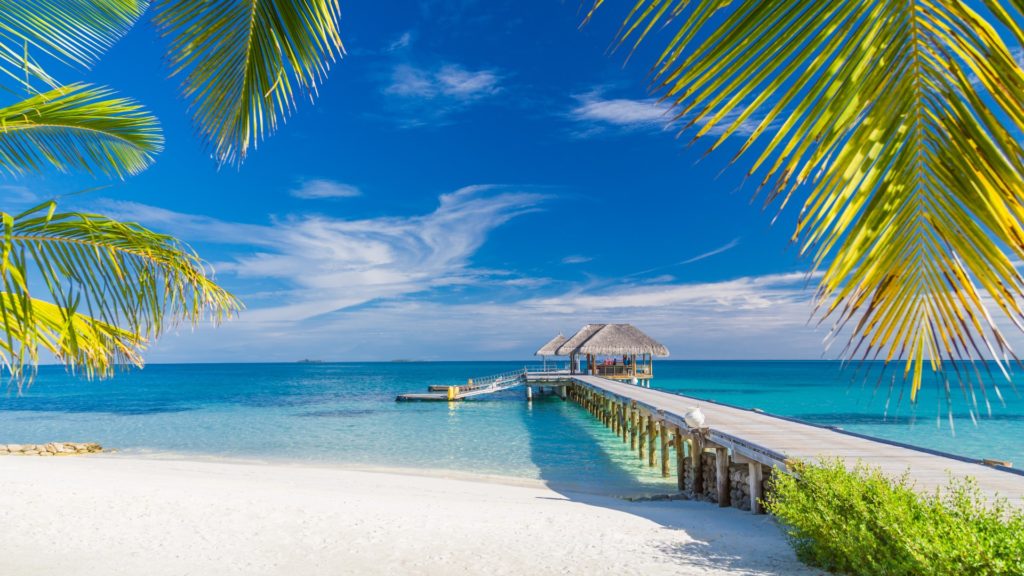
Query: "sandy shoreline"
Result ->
[[0, 455, 820, 576]]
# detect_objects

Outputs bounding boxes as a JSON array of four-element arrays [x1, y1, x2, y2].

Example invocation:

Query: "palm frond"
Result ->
[[589, 1, 1024, 404], [0, 201, 242, 383], [154, 0, 344, 166], [0, 82, 163, 177], [0, 0, 148, 91], [0, 293, 144, 382]]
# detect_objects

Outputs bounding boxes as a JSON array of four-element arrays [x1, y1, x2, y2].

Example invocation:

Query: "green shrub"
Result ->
[[764, 459, 1024, 575]]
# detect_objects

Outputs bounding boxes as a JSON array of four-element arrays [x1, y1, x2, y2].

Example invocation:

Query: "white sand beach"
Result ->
[[0, 455, 819, 576]]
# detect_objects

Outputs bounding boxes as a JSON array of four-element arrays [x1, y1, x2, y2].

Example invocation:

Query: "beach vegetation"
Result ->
[[0, 1, 342, 383], [766, 459, 1024, 575], [585, 0, 1024, 410]]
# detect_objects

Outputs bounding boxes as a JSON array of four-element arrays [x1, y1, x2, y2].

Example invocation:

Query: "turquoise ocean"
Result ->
[[1, 361, 1021, 494]]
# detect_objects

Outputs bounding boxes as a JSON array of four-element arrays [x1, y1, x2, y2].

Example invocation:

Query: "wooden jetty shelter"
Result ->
[[556, 324, 669, 386], [535, 333, 567, 371]]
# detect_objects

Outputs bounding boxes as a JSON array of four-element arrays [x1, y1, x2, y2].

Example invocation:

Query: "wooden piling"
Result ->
[[749, 462, 764, 514], [621, 402, 629, 443], [715, 447, 730, 507], [674, 427, 685, 491], [638, 413, 647, 461], [660, 421, 670, 478], [629, 405, 637, 451], [691, 435, 704, 497], [647, 414, 657, 468]]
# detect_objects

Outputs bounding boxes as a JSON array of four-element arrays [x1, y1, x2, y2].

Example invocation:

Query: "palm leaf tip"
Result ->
[[589, 0, 1024, 406], [154, 0, 344, 166], [0, 202, 242, 386], [0, 83, 163, 178], [0, 0, 149, 91]]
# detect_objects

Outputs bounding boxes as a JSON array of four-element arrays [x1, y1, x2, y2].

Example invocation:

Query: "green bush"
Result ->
[[764, 459, 1024, 575]]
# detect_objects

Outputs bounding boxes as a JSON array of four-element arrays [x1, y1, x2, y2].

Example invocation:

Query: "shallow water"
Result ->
[[1, 361, 1020, 494]]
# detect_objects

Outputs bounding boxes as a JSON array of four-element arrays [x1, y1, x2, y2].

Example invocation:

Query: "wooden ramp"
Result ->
[[551, 374, 1024, 508], [396, 369, 527, 401]]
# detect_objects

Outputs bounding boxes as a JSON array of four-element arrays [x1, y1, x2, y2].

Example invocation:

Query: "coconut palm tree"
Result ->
[[0, 0, 342, 384], [586, 0, 1024, 410]]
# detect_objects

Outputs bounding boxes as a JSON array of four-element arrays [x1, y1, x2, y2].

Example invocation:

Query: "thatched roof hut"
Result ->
[[556, 324, 669, 357], [575, 324, 669, 357], [554, 324, 606, 356], [535, 334, 567, 357]]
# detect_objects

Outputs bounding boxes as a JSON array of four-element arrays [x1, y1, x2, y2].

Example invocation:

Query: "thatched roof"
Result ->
[[555, 324, 606, 356], [535, 334, 567, 356], [556, 324, 669, 357]]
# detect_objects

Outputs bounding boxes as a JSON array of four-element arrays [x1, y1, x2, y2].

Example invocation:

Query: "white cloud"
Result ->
[[0, 185, 41, 205], [94, 191, 834, 363], [387, 31, 413, 52], [290, 179, 362, 199], [561, 255, 592, 264], [386, 63, 501, 101], [140, 270, 826, 362], [570, 92, 767, 138], [103, 185, 545, 324], [570, 94, 669, 127]]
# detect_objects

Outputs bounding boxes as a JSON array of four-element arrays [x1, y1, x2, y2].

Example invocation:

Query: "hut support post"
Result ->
[[715, 447, 730, 507], [526, 385, 533, 402]]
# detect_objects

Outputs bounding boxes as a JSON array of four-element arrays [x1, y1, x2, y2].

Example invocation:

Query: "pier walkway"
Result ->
[[530, 372, 1024, 511]]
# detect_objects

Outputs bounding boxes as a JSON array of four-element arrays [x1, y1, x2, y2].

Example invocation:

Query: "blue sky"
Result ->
[[5, 0, 838, 362]]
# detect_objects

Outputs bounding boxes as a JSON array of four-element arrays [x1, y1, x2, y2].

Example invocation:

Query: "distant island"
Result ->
[[296, 359, 325, 364]]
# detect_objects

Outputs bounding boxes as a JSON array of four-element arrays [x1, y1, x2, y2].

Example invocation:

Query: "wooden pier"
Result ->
[[530, 373, 1024, 512]]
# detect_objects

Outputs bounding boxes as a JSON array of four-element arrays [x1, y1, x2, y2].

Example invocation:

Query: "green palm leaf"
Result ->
[[154, 0, 344, 166], [0, 0, 147, 90], [0, 82, 163, 177], [0, 201, 241, 383], [588, 1, 1024, 406], [0, 294, 144, 382]]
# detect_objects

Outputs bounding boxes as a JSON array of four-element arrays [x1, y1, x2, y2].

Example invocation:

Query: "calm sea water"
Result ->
[[1, 361, 1021, 494]]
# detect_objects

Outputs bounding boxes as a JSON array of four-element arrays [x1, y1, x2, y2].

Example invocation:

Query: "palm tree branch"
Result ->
[[0, 201, 241, 383], [0, 0, 147, 92], [589, 0, 1024, 407], [153, 0, 344, 166], [0, 83, 163, 177]]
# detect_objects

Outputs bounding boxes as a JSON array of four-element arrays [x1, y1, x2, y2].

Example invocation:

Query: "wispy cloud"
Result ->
[[570, 94, 669, 128], [682, 237, 741, 264], [96, 193, 829, 362], [383, 62, 502, 127], [103, 185, 545, 324], [387, 31, 413, 52], [561, 255, 592, 264], [140, 270, 824, 362], [386, 63, 501, 101], [570, 91, 767, 139], [0, 185, 41, 205], [627, 238, 742, 278], [290, 179, 362, 199]]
